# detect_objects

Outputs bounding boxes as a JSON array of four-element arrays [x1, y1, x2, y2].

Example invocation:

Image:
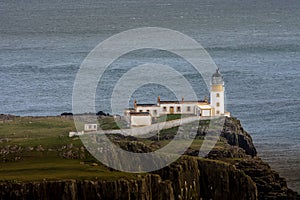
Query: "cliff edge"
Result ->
[[0, 116, 298, 200]]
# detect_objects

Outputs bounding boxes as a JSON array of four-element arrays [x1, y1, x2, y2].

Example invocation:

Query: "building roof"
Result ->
[[124, 108, 135, 110], [197, 104, 213, 109], [159, 101, 180, 104], [212, 69, 224, 84], [212, 69, 222, 78], [159, 100, 207, 104], [136, 104, 158, 107]]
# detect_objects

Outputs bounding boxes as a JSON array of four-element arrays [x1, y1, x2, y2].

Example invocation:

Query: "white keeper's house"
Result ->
[[124, 69, 230, 126]]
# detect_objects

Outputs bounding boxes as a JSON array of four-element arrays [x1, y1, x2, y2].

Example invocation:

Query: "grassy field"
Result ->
[[0, 157, 136, 181], [154, 114, 192, 123], [0, 117, 113, 181], [0, 116, 223, 181]]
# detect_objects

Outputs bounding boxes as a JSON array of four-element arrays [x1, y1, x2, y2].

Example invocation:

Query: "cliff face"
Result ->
[[0, 175, 174, 200], [154, 157, 257, 200], [221, 117, 257, 157], [0, 157, 257, 200], [0, 116, 299, 200], [231, 157, 298, 200], [207, 117, 299, 200]]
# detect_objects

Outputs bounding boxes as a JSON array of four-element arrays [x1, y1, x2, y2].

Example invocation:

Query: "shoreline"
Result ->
[[0, 114, 299, 195]]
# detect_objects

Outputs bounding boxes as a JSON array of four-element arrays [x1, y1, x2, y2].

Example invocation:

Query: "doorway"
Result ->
[[170, 106, 174, 114]]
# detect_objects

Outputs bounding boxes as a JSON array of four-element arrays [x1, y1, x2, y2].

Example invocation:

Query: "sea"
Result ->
[[0, 0, 299, 192]]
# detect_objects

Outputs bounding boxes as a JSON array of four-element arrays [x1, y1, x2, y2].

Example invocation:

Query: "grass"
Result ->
[[0, 117, 147, 181], [98, 117, 128, 130], [0, 158, 136, 181], [0, 116, 225, 181], [0, 117, 75, 139], [141, 136, 225, 151], [155, 114, 191, 123], [0, 117, 141, 181]]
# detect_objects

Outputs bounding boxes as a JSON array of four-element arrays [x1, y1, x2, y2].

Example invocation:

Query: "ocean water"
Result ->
[[0, 0, 299, 192]]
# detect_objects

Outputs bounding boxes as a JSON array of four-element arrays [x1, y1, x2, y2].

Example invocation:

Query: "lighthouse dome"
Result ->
[[212, 69, 224, 84]]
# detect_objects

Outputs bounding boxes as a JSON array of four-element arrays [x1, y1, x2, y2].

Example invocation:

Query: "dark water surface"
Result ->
[[0, 0, 299, 192]]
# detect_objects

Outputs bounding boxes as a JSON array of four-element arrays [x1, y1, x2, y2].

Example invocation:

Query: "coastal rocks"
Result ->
[[0, 138, 11, 143], [59, 144, 86, 159], [221, 117, 257, 157], [0, 144, 87, 162], [0, 175, 174, 200], [0, 145, 23, 162], [0, 114, 17, 123], [0, 116, 298, 199], [0, 157, 257, 200], [154, 157, 257, 200], [232, 157, 299, 200], [206, 145, 250, 159], [116, 141, 152, 153], [35, 145, 44, 152]]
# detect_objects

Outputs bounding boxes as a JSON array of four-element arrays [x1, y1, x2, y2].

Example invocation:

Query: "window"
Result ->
[[146, 109, 150, 112], [187, 106, 191, 112], [93, 125, 97, 129], [177, 106, 181, 112], [89, 125, 92, 129], [163, 106, 167, 112], [216, 110, 220, 114], [153, 110, 157, 115], [216, 102, 220, 107], [139, 110, 143, 112], [216, 93, 220, 97]]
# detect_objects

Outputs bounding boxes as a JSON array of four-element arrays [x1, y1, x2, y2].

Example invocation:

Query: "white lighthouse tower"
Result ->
[[210, 69, 225, 116]]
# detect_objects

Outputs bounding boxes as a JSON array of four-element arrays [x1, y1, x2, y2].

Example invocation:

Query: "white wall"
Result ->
[[202, 109, 211, 117], [179, 103, 197, 114], [159, 103, 197, 115], [84, 124, 98, 131], [135, 106, 161, 117], [210, 90, 225, 116], [69, 131, 84, 137], [126, 116, 202, 136], [135, 103, 204, 117], [131, 115, 152, 126]]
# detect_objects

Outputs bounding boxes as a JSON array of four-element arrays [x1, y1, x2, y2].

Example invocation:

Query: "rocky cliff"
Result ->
[[0, 116, 299, 200], [208, 118, 299, 200], [0, 157, 257, 200]]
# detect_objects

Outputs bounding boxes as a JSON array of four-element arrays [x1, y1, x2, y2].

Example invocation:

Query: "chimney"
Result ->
[[182, 96, 184, 103], [157, 96, 161, 105], [204, 96, 208, 103], [134, 99, 137, 110]]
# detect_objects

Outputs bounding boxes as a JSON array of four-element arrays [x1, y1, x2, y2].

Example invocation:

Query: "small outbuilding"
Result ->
[[196, 104, 214, 117], [84, 124, 98, 132], [130, 112, 152, 127]]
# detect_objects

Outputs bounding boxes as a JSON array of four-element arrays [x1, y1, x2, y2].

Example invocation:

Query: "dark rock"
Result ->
[[0, 158, 257, 200], [96, 111, 108, 116], [221, 117, 257, 156], [154, 156, 257, 200], [60, 112, 73, 116], [232, 158, 299, 200], [35, 145, 44, 152]]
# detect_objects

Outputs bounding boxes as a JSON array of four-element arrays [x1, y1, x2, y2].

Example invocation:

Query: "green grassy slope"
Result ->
[[0, 116, 222, 181]]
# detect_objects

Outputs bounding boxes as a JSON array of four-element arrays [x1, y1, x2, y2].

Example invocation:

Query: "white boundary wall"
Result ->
[[96, 116, 213, 136]]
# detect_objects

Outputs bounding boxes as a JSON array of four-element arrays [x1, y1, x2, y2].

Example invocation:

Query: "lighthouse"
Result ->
[[124, 68, 230, 126], [210, 69, 225, 116]]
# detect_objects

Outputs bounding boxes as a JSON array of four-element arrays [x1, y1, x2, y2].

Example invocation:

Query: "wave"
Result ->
[[205, 44, 300, 53]]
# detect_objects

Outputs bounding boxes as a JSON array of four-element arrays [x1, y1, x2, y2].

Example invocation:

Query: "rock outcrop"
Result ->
[[0, 116, 299, 200], [154, 157, 257, 200], [0, 175, 174, 200], [0, 157, 257, 200], [231, 157, 298, 200], [221, 117, 257, 156]]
